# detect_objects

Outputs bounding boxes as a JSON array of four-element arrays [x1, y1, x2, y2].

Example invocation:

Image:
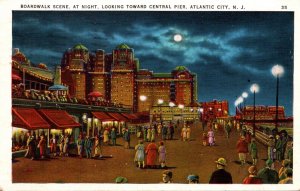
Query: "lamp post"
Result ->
[[178, 104, 184, 123], [271, 64, 284, 133], [158, 99, 164, 122], [250, 84, 259, 136], [241, 92, 248, 125], [169, 102, 175, 122]]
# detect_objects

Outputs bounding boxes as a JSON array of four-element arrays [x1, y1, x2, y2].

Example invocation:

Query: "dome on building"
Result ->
[[116, 43, 131, 49], [72, 43, 88, 51], [174, 66, 188, 72]]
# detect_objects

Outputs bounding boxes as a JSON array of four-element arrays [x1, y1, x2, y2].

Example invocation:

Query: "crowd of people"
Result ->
[[20, 118, 293, 184], [12, 83, 123, 108]]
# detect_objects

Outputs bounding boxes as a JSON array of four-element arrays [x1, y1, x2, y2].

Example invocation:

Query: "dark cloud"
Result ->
[[12, 11, 294, 115]]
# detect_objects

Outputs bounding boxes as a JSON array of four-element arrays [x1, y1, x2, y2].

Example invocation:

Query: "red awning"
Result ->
[[92, 112, 115, 122], [107, 112, 128, 122], [12, 74, 21, 81], [121, 113, 138, 120], [38, 109, 81, 129], [12, 107, 51, 129]]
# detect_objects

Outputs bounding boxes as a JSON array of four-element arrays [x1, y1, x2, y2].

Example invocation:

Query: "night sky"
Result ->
[[12, 11, 294, 116]]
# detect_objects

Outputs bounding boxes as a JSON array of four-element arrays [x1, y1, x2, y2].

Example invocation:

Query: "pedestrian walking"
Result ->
[[281, 133, 288, 160], [145, 141, 158, 168], [236, 135, 248, 165], [158, 141, 166, 168], [59, 134, 64, 156], [181, 126, 187, 141], [207, 128, 215, 146], [123, 128, 130, 149], [257, 159, 279, 184], [77, 134, 84, 158], [243, 166, 262, 184], [93, 136, 102, 158], [84, 135, 93, 159], [267, 135, 276, 161], [162, 124, 168, 140], [25, 132, 35, 160], [150, 127, 156, 142], [147, 128, 151, 142], [50, 135, 57, 157], [143, 126, 147, 142], [286, 141, 293, 164], [157, 123, 162, 137], [249, 138, 258, 165], [37, 135, 47, 159], [275, 134, 283, 162], [186, 126, 191, 141], [63, 134, 69, 157], [103, 128, 110, 145], [134, 140, 145, 168], [110, 127, 117, 146], [209, 157, 233, 184], [169, 123, 174, 140], [225, 121, 232, 139]]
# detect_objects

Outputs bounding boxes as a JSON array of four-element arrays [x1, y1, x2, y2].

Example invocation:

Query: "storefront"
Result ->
[[12, 107, 51, 152]]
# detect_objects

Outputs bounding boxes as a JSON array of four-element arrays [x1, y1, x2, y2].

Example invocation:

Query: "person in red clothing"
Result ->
[[146, 141, 158, 168], [38, 135, 47, 159], [243, 166, 263, 184], [236, 135, 248, 165]]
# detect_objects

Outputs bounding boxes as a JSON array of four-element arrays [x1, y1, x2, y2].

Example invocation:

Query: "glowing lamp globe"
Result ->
[[250, 84, 260, 93], [271, 64, 284, 77]]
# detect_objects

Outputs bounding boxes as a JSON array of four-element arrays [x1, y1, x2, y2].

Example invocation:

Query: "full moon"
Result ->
[[174, 34, 183, 42]]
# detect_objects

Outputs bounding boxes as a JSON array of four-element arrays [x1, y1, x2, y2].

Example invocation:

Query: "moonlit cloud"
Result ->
[[12, 11, 293, 115]]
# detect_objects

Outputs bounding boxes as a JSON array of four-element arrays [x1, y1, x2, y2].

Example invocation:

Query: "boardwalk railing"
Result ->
[[245, 125, 269, 146]]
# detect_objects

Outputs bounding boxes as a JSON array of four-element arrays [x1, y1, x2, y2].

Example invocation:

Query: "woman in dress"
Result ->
[[186, 126, 191, 141], [94, 136, 103, 158], [38, 135, 47, 159], [103, 128, 110, 145], [207, 128, 215, 146], [181, 126, 187, 141], [158, 141, 166, 168], [146, 141, 158, 168], [134, 140, 145, 168]]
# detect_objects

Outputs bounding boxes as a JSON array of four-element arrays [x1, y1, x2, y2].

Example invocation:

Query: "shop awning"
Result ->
[[12, 107, 51, 129], [121, 113, 139, 120], [38, 109, 80, 129], [92, 112, 115, 122], [107, 112, 128, 122]]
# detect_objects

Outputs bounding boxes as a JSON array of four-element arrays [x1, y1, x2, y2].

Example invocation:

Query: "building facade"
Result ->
[[61, 43, 198, 112], [201, 100, 229, 122]]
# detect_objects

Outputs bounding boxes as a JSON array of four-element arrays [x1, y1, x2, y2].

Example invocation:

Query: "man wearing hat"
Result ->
[[275, 134, 283, 161], [209, 157, 233, 184], [243, 166, 262, 184], [267, 135, 276, 161], [278, 168, 293, 184], [257, 159, 279, 183], [187, 174, 199, 184]]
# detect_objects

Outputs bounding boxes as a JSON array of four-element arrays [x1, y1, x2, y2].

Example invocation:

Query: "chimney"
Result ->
[[54, 65, 61, 85]]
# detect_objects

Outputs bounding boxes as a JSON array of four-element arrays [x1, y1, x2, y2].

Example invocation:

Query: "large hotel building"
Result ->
[[61, 43, 198, 112]]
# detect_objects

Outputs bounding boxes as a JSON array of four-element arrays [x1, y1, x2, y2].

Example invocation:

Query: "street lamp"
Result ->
[[241, 92, 248, 124], [271, 64, 284, 133], [158, 99, 164, 122], [169, 102, 175, 121], [178, 104, 184, 122], [250, 84, 260, 136]]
